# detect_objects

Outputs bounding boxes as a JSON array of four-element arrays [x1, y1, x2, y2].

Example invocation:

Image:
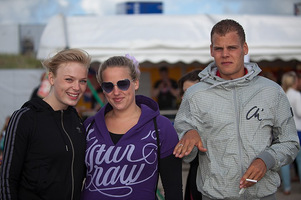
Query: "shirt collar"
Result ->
[[216, 68, 248, 78]]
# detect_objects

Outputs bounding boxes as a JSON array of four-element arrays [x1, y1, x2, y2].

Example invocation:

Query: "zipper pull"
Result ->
[[65, 145, 69, 151]]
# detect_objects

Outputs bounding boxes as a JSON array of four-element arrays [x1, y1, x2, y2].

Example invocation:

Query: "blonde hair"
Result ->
[[97, 56, 141, 84], [42, 48, 91, 76], [281, 71, 297, 92]]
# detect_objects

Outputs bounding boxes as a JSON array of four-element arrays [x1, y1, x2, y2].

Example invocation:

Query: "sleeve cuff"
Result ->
[[183, 146, 198, 163], [257, 151, 276, 170]]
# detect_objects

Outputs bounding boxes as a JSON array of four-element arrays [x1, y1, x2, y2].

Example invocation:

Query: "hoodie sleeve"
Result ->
[[156, 115, 179, 158], [257, 89, 300, 171], [156, 116, 183, 200], [0, 108, 33, 200], [174, 94, 199, 163]]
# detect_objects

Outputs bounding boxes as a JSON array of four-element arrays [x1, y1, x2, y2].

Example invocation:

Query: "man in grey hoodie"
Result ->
[[173, 19, 300, 200]]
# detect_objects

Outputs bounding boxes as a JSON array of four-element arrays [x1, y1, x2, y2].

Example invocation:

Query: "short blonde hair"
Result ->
[[97, 56, 141, 84], [42, 48, 91, 76], [281, 71, 297, 92]]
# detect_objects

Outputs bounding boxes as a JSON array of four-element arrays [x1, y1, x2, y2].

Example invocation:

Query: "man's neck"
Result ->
[[216, 68, 247, 80]]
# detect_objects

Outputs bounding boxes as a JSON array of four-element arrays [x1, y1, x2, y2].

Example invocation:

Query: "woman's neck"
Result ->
[[109, 104, 141, 119]]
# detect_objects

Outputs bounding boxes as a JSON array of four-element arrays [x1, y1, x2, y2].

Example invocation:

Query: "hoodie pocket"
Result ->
[[34, 161, 51, 193]]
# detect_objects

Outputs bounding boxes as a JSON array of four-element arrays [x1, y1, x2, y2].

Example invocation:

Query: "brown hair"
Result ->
[[211, 19, 246, 45], [178, 69, 202, 96]]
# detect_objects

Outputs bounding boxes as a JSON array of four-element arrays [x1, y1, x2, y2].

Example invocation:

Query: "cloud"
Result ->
[[0, 0, 85, 24], [239, 0, 298, 15], [81, 0, 123, 15], [164, 0, 300, 15], [0, 0, 300, 24], [0, 0, 36, 24]]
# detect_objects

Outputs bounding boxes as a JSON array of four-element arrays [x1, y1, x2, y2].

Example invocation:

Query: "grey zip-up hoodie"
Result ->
[[174, 62, 300, 200]]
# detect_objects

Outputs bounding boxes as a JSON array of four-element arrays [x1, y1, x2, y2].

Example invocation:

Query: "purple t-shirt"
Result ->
[[81, 96, 179, 200]]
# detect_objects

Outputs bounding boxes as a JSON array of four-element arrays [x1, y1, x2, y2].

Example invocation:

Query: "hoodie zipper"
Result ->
[[233, 86, 246, 198], [61, 110, 75, 200]]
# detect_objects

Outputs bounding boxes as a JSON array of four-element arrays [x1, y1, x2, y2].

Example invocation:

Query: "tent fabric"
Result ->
[[0, 69, 44, 131], [37, 14, 301, 63]]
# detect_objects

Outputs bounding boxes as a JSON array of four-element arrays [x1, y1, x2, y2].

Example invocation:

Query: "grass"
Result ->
[[0, 54, 43, 69]]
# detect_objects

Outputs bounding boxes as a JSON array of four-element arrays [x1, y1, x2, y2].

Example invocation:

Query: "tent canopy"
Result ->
[[37, 14, 301, 63]]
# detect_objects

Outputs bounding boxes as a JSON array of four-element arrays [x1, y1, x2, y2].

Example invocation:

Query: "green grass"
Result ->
[[0, 54, 43, 69]]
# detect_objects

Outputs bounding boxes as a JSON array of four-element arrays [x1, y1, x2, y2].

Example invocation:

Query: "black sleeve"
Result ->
[[0, 109, 32, 200], [171, 79, 178, 89], [154, 80, 161, 89], [159, 154, 183, 200]]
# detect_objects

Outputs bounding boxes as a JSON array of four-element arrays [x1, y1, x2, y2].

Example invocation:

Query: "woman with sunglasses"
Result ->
[[0, 48, 90, 200], [81, 55, 183, 200]]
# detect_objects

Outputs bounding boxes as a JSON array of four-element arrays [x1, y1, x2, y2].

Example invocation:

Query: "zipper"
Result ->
[[61, 110, 75, 200], [233, 87, 245, 197]]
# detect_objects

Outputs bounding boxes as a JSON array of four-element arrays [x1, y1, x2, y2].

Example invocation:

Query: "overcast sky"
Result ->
[[0, 0, 300, 24]]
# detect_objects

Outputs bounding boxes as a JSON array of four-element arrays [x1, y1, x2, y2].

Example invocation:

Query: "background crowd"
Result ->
[[0, 19, 301, 200]]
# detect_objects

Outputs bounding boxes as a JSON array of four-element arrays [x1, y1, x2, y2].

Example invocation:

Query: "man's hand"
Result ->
[[173, 129, 207, 158], [239, 158, 267, 189]]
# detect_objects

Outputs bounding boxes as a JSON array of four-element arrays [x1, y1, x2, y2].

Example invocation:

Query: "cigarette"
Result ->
[[246, 179, 257, 183], [239, 188, 246, 195]]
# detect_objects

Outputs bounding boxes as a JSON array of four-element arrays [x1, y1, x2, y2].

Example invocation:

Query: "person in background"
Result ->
[[152, 66, 179, 110], [297, 73, 301, 92], [0, 116, 10, 166], [173, 19, 299, 199], [81, 55, 183, 200], [91, 87, 105, 111], [178, 69, 202, 98], [89, 62, 106, 111], [280, 71, 301, 195], [85, 61, 103, 109], [29, 71, 51, 100], [178, 69, 202, 200], [0, 48, 91, 200], [77, 61, 105, 119]]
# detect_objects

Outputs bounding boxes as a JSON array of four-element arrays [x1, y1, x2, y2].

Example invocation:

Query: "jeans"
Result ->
[[280, 130, 301, 192]]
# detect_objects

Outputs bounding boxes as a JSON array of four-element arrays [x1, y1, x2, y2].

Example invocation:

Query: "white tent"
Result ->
[[2, 14, 301, 129], [37, 14, 301, 63], [0, 69, 44, 131]]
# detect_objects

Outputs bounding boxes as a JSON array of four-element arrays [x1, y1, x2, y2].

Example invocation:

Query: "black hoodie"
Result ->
[[0, 98, 86, 200]]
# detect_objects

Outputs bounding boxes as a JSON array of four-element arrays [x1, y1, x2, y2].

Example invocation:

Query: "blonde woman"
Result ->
[[81, 55, 182, 200], [280, 71, 301, 195], [0, 48, 91, 200]]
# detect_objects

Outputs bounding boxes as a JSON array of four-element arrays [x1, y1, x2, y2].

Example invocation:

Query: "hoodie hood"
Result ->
[[95, 95, 159, 121], [135, 95, 160, 123], [22, 98, 76, 114], [91, 95, 160, 135], [22, 98, 53, 112], [198, 62, 262, 89]]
